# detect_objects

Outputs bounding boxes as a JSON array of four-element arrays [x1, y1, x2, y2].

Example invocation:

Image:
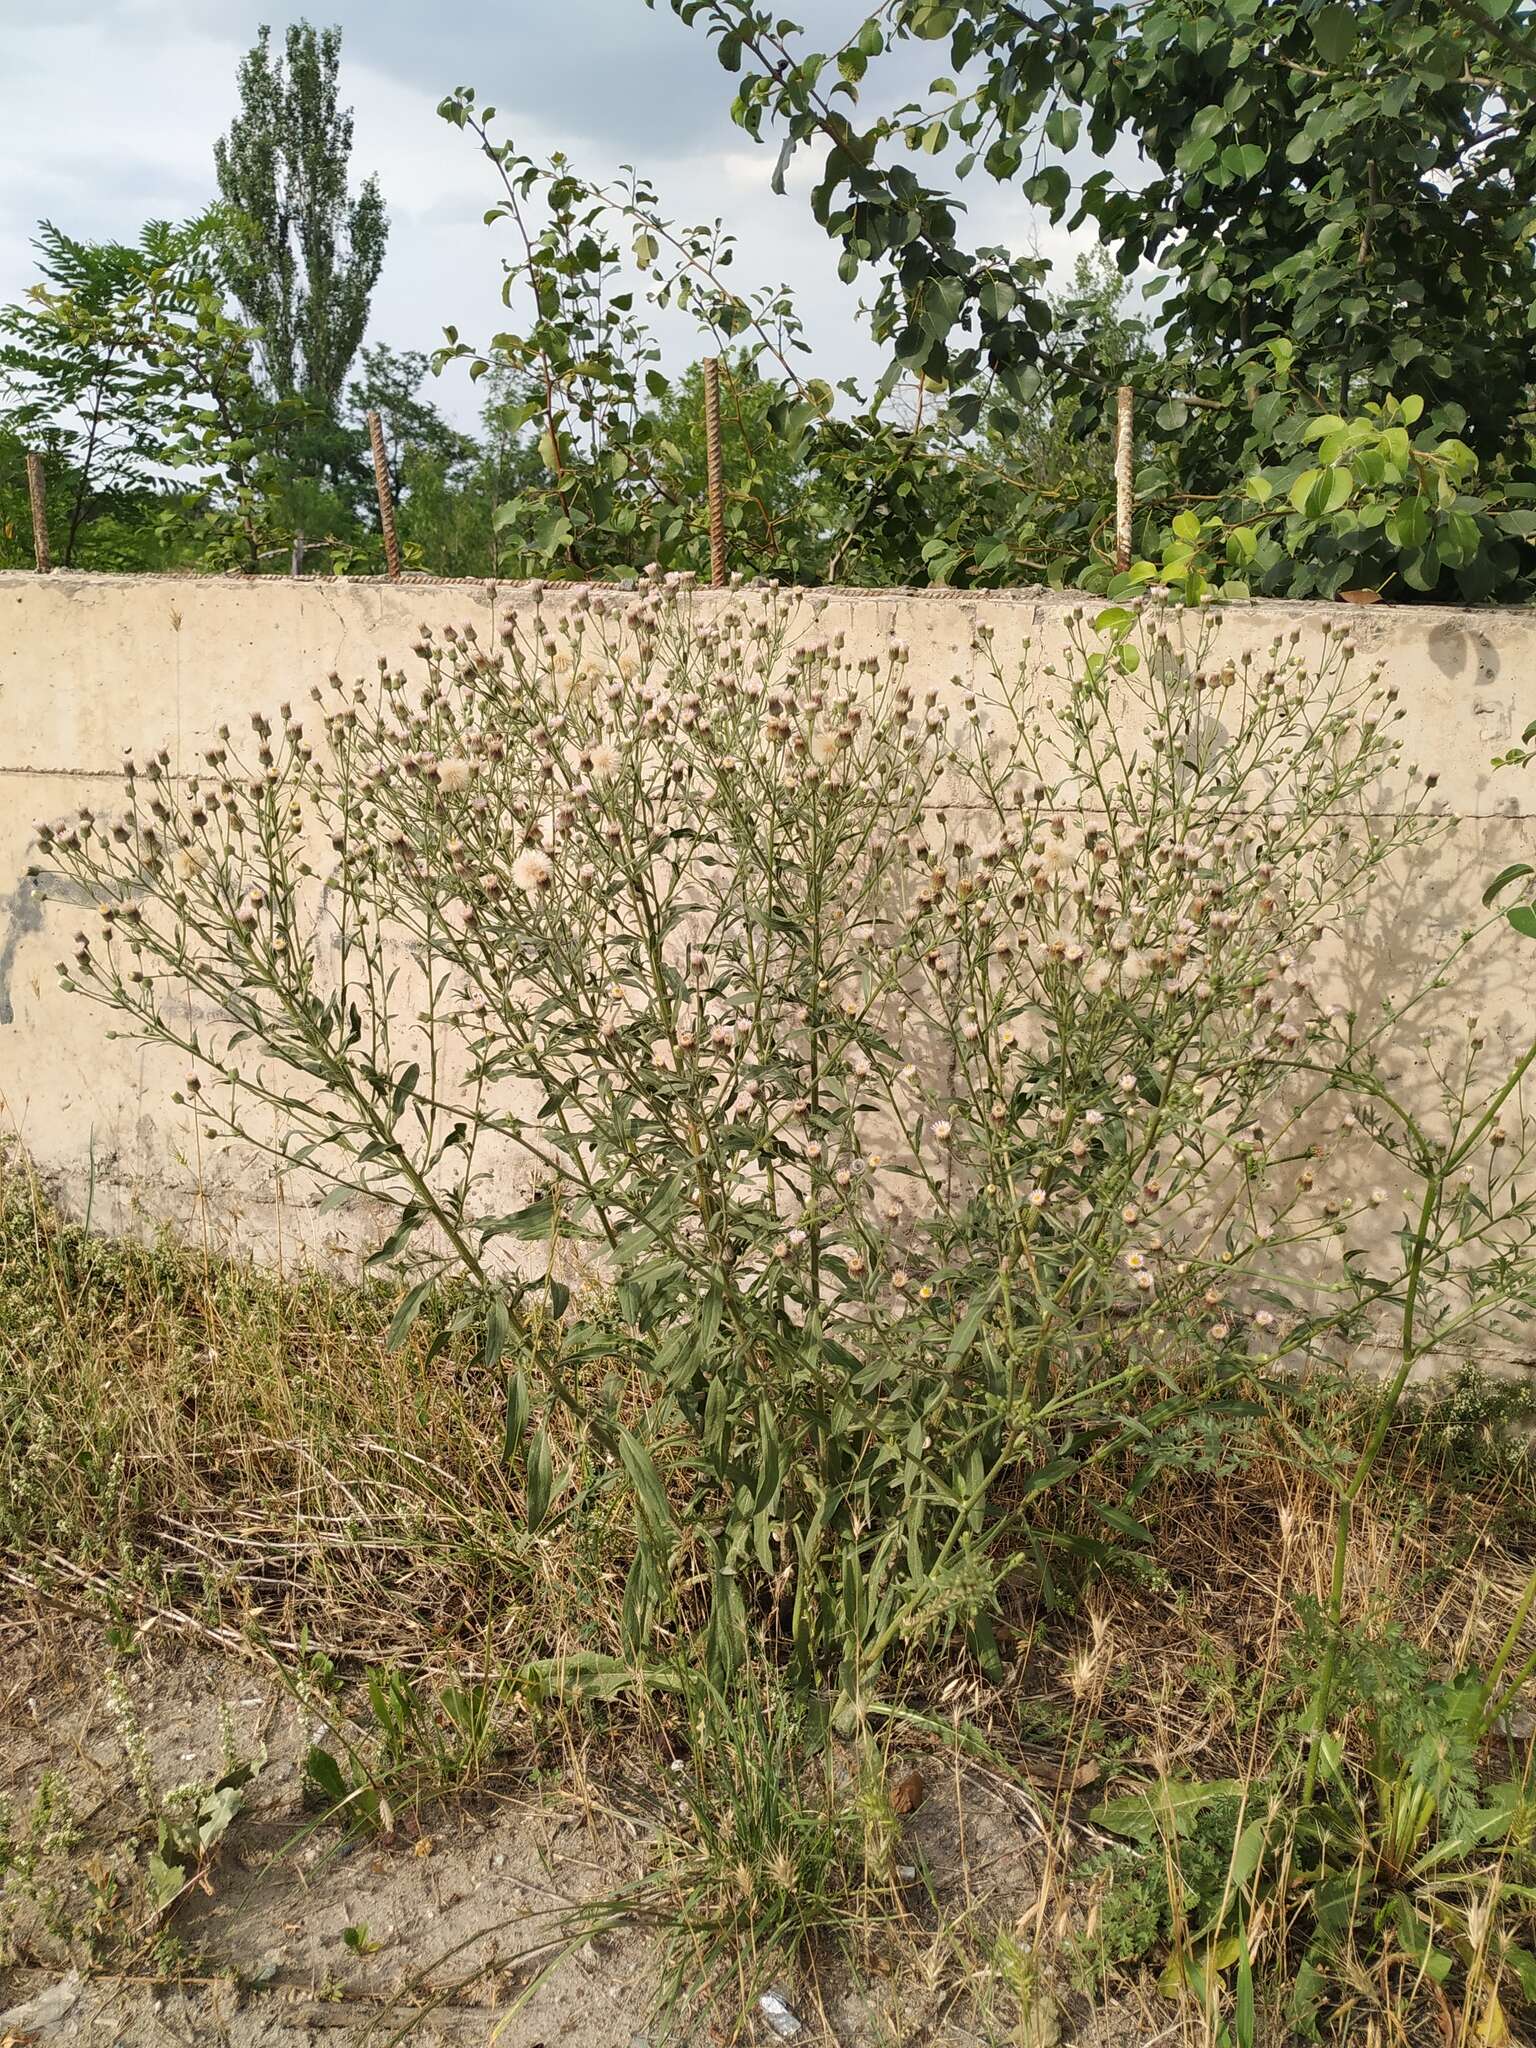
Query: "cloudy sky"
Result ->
[[1, 0, 1097, 428]]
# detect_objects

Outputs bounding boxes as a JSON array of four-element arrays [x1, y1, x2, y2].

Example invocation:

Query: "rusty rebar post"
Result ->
[[26, 452, 50, 573], [703, 357, 726, 588], [1114, 385, 1134, 574], [367, 410, 402, 580]]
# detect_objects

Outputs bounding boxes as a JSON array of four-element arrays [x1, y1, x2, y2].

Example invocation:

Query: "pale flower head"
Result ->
[[512, 847, 553, 896], [1035, 833, 1076, 882], [588, 741, 621, 784], [1083, 958, 1114, 996], [435, 757, 473, 794]]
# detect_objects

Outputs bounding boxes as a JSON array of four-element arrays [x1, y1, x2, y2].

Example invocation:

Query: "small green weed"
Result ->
[[648, 1669, 903, 2028], [301, 1664, 509, 1835], [0, 1771, 84, 1961], [1082, 1620, 1536, 2042], [1, 1671, 262, 1969]]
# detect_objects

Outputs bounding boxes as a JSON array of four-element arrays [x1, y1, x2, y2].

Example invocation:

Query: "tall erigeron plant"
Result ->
[[37, 581, 1532, 1687]]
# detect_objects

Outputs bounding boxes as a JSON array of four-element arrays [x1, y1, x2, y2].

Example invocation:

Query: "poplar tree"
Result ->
[[214, 22, 389, 407]]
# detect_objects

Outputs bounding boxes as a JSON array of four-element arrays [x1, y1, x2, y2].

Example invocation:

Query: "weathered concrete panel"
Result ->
[[3, 571, 1533, 1266]]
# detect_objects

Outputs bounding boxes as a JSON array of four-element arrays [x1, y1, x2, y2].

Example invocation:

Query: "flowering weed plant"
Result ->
[[37, 583, 1536, 1694]]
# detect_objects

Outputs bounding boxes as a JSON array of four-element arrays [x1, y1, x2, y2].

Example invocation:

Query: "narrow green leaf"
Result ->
[[386, 1279, 433, 1352], [525, 1426, 553, 1530], [483, 1293, 512, 1371], [390, 1062, 420, 1120], [501, 1368, 530, 1466], [1236, 1931, 1256, 2048], [481, 1195, 555, 1242], [303, 1745, 349, 1807], [619, 1427, 676, 1544], [1483, 863, 1534, 906]]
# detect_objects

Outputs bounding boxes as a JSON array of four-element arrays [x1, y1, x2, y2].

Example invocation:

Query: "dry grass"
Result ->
[[0, 1154, 650, 1673], [5, 1152, 1536, 2044], [6, 1153, 1529, 1685]]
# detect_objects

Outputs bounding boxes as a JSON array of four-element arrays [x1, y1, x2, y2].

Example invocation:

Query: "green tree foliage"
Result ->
[[0, 214, 501, 579], [0, 222, 192, 567], [661, 0, 1536, 600], [802, 251, 1154, 586], [345, 344, 478, 510], [8, 10, 1533, 599], [0, 213, 310, 573], [647, 355, 812, 564], [335, 344, 491, 575], [431, 91, 1155, 587], [214, 21, 389, 407], [138, 262, 297, 572], [434, 106, 733, 575]]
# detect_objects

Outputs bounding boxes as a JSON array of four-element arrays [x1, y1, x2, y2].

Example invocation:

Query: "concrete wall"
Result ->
[[2, 570, 1533, 1263]]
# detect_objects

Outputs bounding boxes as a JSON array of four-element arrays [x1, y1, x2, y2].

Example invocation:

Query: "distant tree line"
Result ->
[[5, 6, 1534, 600]]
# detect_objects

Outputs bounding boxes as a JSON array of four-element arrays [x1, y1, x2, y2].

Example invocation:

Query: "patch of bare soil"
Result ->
[[0, 1628, 1160, 2048]]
